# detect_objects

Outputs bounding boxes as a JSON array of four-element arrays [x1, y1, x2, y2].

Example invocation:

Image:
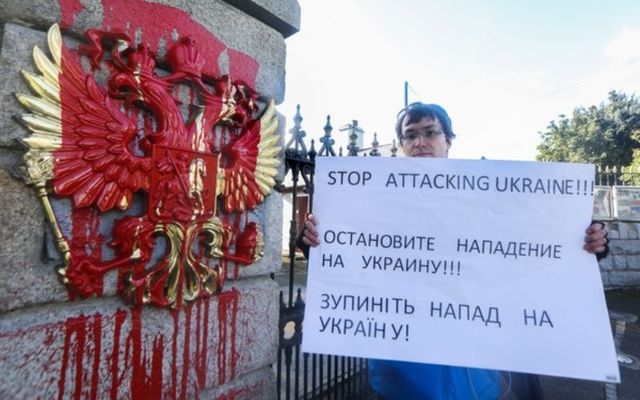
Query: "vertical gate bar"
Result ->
[[319, 355, 324, 400], [288, 162, 299, 308], [359, 358, 364, 392], [348, 357, 353, 397], [277, 291, 284, 400], [363, 358, 367, 391], [333, 356, 339, 399], [353, 358, 360, 391], [311, 354, 316, 399], [327, 354, 332, 399], [277, 346, 283, 400], [294, 344, 301, 399], [365, 358, 370, 392], [308, 151, 316, 213], [322, 354, 331, 399], [353, 357, 358, 397], [285, 348, 292, 400], [303, 352, 309, 400], [312, 354, 318, 399], [341, 356, 346, 398]]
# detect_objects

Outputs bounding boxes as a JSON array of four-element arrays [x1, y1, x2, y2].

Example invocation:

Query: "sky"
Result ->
[[279, 0, 640, 161]]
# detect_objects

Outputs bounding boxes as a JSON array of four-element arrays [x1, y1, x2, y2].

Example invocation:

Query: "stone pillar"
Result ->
[[600, 221, 640, 288], [0, 1, 299, 398]]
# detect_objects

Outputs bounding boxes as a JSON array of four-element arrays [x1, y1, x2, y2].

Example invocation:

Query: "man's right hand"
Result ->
[[301, 214, 321, 247]]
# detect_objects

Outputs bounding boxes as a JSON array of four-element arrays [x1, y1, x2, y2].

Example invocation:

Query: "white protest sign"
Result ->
[[301, 157, 620, 383]]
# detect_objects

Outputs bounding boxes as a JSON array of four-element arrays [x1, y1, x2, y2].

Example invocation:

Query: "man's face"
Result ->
[[400, 116, 451, 158]]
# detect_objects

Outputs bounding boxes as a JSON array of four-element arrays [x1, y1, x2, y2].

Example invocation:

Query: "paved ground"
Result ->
[[275, 259, 640, 399]]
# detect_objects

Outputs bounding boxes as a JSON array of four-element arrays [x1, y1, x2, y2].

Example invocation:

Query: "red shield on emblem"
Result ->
[[149, 146, 219, 223]]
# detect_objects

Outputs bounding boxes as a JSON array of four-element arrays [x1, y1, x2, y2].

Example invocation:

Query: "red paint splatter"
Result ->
[[47, 4, 254, 394], [130, 307, 163, 399], [58, 0, 84, 29], [98, 0, 258, 85], [57, 314, 102, 400], [6, 293, 243, 399]]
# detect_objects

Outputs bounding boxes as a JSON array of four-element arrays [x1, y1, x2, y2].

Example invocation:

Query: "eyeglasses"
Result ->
[[402, 128, 445, 142]]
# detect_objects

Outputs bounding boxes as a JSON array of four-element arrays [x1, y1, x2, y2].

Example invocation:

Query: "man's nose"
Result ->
[[414, 134, 430, 146]]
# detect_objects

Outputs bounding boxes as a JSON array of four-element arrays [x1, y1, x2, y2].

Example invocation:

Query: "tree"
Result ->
[[622, 149, 640, 185], [536, 91, 640, 166]]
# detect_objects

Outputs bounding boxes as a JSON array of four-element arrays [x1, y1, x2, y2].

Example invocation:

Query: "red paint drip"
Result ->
[[180, 303, 192, 400], [128, 307, 164, 399], [90, 314, 102, 400], [72, 316, 85, 400], [99, 0, 258, 84], [194, 298, 210, 388], [57, 314, 103, 400], [110, 310, 127, 400], [150, 336, 165, 399], [217, 288, 240, 384], [229, 299, 238, 380], [170, 310, 180, 400], [129, 307, 143, 399], [58, 0, 84, 29], [58, 318, 73, 400], [42, 298, 223, 399], [68, 207, 106, 298]]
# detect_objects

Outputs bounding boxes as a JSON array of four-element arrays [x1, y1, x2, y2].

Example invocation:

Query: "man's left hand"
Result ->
[[584, 222, 608, 254]]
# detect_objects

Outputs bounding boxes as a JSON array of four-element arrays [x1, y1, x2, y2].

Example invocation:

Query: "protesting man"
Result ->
[[300, 102, 609, 400]]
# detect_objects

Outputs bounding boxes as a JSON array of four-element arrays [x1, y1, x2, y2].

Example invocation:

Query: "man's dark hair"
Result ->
[[395, 102, 456, 144]]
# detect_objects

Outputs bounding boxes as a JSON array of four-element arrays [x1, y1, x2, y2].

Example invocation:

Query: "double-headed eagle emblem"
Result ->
[[16, 25, 281, 308]]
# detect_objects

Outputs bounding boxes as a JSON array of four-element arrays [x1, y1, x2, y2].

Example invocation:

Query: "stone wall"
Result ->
[[0, 0, 299, 398], [601, 221, 640, 288]]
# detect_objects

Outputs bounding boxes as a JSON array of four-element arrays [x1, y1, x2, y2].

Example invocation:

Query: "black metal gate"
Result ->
[[276, 106, 389, 400]]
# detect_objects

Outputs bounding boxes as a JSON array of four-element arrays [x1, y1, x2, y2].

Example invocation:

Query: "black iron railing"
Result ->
[[277, 106, 375, 400], [596, 165, 640, 186]]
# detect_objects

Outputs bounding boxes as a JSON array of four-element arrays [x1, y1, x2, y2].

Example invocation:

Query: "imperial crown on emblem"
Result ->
[[16, 24, 281, 308]]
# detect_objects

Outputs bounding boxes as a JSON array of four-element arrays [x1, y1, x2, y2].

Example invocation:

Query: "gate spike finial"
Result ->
[[318, 114, 336, 156], [369, 132, 380, 157], [391, 139, 398, 157]]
